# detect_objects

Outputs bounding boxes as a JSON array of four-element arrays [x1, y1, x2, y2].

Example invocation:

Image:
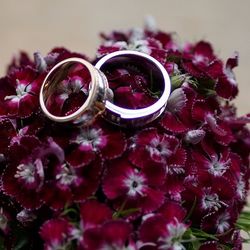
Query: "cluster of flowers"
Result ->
[[0, 22, 249, 250]]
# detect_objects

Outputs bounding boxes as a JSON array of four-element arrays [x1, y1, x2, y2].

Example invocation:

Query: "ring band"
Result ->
[[39, 57, 113, 125], [95, 50, 171, 127]]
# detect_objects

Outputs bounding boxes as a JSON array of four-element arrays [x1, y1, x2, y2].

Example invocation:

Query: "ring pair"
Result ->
[[39, 50, 171, 127]]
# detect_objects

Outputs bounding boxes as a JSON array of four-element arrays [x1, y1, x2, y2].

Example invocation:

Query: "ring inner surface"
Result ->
[[99, 54, 164, 110], [43, 62, 91, 117]]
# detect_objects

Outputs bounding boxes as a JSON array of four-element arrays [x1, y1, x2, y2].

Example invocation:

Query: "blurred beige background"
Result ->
[[0, 0, 249, 247], [0, 0, 250, 115]]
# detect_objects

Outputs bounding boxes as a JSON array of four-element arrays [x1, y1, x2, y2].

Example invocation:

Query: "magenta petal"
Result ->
[[84, 227, 103, 250], [207, 60, 223, 79], [192, 150, 210, 170], [42, 183, 72, 211], [216, 76, 238, 99], [139, 187, 165, 213], [66, 145, 95, 168], [133, 128, 158, 145], [114, 86, 155, 109], [2, 99, 19, 116], [80, 200, 112, 227], [205, 114, 227, 136], [199, 241, 220, 250], [167, 147, 187, 175], [101, 220, 131, 246], [72, 158, 102, 202], [40, 219, 71, 246], [192, 99, 211, 121], [139, 215, 166, 243], [194, 41, 214, 59], [182, 61, 203, 78], [84, 220, 132, 250], [18, 94, 39, 118], [0, 118, 16, 154], [212, 125, 234, 146], [163, 177, 185, 201], [101, 131, 127, 160], [144, 161, 166, 186], [158, 201, 186, 222], [129, 146, 153, 168], [102, 159, 129, 199], [97, 44, 123, 57], [9, 135, 41, 162], [226, 52, 238, 69], [46, 93, 66, 116], [161, 111, 189, 134]]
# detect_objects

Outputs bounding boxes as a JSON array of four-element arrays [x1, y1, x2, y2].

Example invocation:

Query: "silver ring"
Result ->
[[39, 57, 113, 125], [95, 50, 171, 127]]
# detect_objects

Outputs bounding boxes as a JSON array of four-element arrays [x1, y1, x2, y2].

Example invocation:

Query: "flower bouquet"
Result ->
[[0, 21, 249, 250]]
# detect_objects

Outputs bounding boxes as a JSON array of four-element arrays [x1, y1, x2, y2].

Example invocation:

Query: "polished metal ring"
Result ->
[[95, 50, 171, 127], [39, 57, 113, 125]]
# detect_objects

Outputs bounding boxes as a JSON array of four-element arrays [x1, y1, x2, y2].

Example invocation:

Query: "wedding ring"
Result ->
[[39, 57, 113, 125], [95, 50, 171, 127]]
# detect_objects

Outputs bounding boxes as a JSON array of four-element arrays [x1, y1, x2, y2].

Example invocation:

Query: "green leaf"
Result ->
[[13, 237, 29, 250], [236, 209, 250, 234], [191, 240, 201, 250], [118, 207, 140, 217], [184, 196, 197, 222], [0, 236, 5, 250], [191, 228, 218, 241], [170, 74, 187, 89]]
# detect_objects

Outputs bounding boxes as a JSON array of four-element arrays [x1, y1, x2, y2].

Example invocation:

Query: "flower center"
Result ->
[[193, 54, 209, 66], [216, 212, 230, 233], [14, 163, 35, 184], [58, 77, 88, 100], [148, 138, 172, 158], [202, 189, 226, 211], [236, 176, 246, 200], [5, 81, 31, 102], [73, 128, 104, 150], [208, 159, 230, 176], [124, 170, 146, 197], [158, 220, 187, 250], [14, 159, 44, 189], [56, 164, 76, 186]]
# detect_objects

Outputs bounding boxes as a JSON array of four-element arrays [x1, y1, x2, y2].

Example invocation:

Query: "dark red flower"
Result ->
[[0, 25, 248, 250], [69, 200, 113, 248], [201, 207, 237, 234], [45, 62, 91, 117], [182, 41, 223, 79], [192, 98, 234, 145], [0, 67, 44, 118], [139, 202, 188, 250], [129, 128, 179, 168], [192, 147, 240, 178], [2, 136, 64, 209], [40, 218, 73, 250], [0, 118, 17, 156], [216, 53, 239, 99], [42, 157, 102, 209], [66, 120, 127, 168], [84, 220, 135, 250], [7, 51, 34, 74], [103, 158, 165, 214], [161, 85, 197, 134], [199, 241, 220, 250]]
